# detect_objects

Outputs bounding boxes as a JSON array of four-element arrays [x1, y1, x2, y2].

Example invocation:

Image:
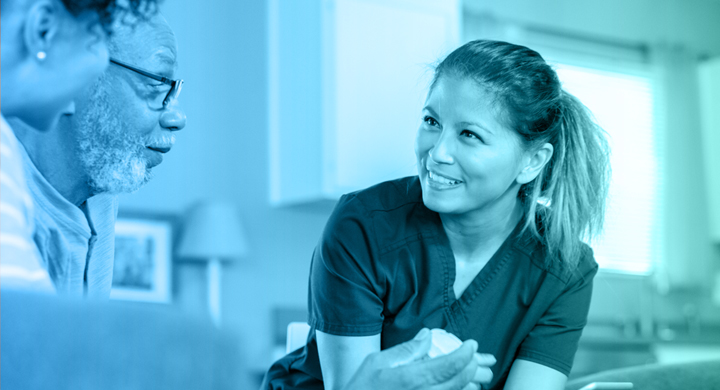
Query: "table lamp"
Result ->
[[177, 201, 248, 326]]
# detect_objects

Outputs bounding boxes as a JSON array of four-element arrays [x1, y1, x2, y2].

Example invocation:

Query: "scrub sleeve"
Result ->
[[307, 194, 386, 336]]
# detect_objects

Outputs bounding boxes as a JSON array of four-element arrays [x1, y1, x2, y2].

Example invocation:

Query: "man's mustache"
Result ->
[[146, 133, 176, 150]]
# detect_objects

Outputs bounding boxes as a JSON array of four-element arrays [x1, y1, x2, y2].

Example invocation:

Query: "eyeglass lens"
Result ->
[[163, 80, 183, 107]]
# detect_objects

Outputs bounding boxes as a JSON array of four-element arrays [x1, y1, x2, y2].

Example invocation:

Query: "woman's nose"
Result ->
[[429, 131, 455, 164]]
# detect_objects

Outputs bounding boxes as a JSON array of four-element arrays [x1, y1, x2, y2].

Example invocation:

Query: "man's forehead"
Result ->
[[111, 15, 178, 70]]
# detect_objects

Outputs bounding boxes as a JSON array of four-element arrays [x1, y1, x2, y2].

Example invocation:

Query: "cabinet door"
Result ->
[[269, 0, 460, 205], [331, 0, 460, 194], [699, 58, 720, 242]]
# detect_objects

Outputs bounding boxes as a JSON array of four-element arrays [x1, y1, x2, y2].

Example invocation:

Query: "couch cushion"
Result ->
[[566, 359, 720, 390], [1, 290, 249, 389]]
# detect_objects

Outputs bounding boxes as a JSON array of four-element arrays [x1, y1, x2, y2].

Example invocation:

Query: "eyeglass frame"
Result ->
[[109, 57, 183, 108]]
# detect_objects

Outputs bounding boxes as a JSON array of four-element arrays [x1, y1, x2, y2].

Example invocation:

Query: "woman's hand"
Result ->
[[342, 328, 495, 390]]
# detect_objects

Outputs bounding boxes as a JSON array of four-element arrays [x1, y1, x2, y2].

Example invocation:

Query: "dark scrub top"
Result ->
[[262, 176, 598, 390]]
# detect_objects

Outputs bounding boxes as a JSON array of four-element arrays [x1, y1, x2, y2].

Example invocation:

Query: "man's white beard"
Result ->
[[74, 80, 152, 195]]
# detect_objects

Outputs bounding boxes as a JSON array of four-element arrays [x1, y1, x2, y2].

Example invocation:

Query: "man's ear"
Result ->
[[23, 0, 61, 61], [517, 142, 554, 185]]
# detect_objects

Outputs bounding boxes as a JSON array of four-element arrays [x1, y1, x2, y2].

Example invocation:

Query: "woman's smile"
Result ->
[[424, 166, 464, 190]]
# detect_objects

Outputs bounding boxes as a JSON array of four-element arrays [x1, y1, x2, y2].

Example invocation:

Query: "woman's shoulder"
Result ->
[[549, 243, 599, 286], [514, 222, 598, 286], [322, 176, 426, 252], [563, 243, 599, 285], [316, 177, 425, 273], [334, 176, 422, 217]]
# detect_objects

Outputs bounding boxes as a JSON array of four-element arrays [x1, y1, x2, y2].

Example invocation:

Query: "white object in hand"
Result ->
[[427, 329, 463, 358]]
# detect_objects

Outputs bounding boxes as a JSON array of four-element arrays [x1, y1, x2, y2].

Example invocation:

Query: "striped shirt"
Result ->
[[0, 115, 55, 293]]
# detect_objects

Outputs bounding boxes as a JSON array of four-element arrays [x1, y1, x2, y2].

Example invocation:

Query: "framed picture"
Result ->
[[110, 217, 173, 303]]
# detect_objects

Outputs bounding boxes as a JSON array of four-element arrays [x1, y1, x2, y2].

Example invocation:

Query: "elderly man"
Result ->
[[10, 13, 186, 297]]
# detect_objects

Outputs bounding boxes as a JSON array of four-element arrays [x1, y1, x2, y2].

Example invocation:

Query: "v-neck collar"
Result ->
[[431, 213, 524, 308]]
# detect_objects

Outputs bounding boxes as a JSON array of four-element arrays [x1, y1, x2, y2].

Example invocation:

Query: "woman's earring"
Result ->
[[36, 51, 47, 61]]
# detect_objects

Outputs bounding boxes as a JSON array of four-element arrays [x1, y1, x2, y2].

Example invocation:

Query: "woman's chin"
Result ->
[[422, 193, 461, 215]]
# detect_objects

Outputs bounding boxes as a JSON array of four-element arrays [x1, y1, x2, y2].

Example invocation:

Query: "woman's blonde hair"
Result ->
[[431, 40, 611, 268]]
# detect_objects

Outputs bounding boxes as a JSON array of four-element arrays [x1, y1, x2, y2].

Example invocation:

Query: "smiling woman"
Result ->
[[416, 76, 534, 222], [262, 40, 611, 390]]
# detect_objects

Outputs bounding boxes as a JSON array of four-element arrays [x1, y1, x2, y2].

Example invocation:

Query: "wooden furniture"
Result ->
[[286, 322, 312, 354]]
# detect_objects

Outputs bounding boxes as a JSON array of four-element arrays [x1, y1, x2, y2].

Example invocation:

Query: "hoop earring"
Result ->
[[36, 51, 47, 61]]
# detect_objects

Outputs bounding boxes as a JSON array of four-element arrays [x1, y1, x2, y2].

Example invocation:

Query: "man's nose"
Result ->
[[160, 103, 186, 131]]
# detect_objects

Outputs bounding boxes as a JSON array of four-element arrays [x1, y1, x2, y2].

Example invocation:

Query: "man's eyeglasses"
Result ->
[[109, 57, 183, 109]]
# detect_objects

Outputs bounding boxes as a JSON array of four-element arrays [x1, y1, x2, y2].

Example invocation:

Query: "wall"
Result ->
[[117, 0, 330, 372], [463, 0, 720, 57], [117, 0, 720, 375]]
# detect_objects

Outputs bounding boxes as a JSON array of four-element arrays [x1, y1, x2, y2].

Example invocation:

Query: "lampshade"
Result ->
[[177, 201, 248, 262]]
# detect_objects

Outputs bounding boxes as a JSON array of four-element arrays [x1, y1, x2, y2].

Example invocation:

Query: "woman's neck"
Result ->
[[439, 197, 523, 262]]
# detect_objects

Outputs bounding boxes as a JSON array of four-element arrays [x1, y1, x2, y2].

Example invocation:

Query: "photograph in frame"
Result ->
[[110, 217, 173, 303]]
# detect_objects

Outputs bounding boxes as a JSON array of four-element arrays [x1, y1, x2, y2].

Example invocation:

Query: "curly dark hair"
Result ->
[[61, 0, 160, 35]]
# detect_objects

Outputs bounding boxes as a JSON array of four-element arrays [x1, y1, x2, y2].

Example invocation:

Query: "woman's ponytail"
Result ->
[[534, 91, 611, 267]]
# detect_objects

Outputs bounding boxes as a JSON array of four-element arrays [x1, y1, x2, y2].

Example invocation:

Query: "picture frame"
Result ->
[[110, 216, 173, 303]]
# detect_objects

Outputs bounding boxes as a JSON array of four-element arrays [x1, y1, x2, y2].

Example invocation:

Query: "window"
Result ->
[[551, 63, 661, 274]]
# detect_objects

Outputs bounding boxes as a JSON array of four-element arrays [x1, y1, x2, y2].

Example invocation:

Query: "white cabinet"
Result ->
[[268, 0, 460, 205], [699, 58, 720, 241]]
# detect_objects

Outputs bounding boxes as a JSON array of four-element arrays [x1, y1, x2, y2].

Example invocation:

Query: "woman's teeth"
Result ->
[[428, 171, 461, 185]]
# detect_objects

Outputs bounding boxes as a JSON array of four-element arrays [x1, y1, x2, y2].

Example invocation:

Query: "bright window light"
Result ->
[[553, 64, 661, 274]]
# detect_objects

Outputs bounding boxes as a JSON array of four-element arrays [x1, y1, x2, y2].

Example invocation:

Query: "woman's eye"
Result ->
[[460, 130, 483, 142], [423, 116, 439, 127]]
